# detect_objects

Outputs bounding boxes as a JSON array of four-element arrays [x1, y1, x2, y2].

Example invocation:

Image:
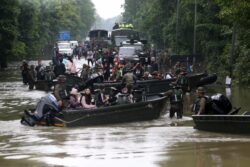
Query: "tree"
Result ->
[[0, 0, 19, 69]]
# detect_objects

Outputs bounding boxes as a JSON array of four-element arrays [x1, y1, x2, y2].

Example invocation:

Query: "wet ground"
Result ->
[[0, 59, 250, 167]]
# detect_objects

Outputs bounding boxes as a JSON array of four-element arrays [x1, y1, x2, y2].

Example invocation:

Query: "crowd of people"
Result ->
[[22, 42, 225, 122]]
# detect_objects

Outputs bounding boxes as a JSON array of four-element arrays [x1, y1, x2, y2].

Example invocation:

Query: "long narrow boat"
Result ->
[[94, 72, 208, 95], [192, 113, 250, 134], [21, 94, 168, 127]]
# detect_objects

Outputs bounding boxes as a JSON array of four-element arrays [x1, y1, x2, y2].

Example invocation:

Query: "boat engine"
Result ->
[[211, 93, 232, 114]]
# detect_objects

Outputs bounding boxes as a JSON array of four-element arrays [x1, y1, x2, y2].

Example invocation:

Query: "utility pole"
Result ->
[[175, 0, 180, 54], [230, 24, 236, 78], [193, 0, 197, 65]]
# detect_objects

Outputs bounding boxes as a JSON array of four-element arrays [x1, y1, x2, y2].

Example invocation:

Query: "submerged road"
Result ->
[[0, 59, 250, 167]]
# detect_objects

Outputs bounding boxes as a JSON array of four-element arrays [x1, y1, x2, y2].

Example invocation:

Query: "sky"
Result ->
[[91, 0, 125, 19]]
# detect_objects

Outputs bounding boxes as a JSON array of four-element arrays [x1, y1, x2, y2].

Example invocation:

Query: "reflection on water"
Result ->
[[0, 61, 250, 167]]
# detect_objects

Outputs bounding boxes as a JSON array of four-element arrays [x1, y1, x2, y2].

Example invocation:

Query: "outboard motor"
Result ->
[[211, 93, 232, 114], [21, 94, 60, 126]]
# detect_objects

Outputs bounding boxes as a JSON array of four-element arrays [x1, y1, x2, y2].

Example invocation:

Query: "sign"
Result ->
[[58, 31, 70, 40]]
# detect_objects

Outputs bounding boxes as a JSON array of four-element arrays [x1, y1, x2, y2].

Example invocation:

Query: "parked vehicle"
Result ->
[[119, 46, 140, 62], [57, 41, 73, 56]]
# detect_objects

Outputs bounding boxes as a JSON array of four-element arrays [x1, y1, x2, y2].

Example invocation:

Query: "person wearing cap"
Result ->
[[193, 86, 206, 115], [68, 88, 81, 108], [163, 83, 183, 119], [54, 75, 68, 109]]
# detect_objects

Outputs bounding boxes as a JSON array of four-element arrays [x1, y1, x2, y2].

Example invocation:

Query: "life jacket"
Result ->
[[170, 88, 183, 103], [192, 96, 212, 114], [177, 76, 188, 86]]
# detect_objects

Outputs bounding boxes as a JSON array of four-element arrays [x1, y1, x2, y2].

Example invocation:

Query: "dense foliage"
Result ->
[[0, 0, 95, 68], [123, 0, 250, 85]]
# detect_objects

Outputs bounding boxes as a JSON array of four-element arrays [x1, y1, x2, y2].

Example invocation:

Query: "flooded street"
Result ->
[[0, 60, 250, 167]]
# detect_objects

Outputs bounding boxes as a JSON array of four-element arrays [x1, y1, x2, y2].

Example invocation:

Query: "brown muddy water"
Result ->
[[0, 60, 250, 167]]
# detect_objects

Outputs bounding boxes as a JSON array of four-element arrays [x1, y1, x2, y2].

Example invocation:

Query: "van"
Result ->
[[119, 46, 139, 62], [57, 41, 73, 56]]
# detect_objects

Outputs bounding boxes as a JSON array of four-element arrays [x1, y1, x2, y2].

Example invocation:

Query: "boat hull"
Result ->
[[94, 73, 207, 95], [192, 115, 250, 134], [22, 95, 168, 127]]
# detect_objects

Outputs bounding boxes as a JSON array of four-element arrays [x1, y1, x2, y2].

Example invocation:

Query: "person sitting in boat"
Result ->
[[142, 71, 153, 80], [95, 85, 107, 107], [80, 88, 96, 109], [117, 84, 134, 104], [54, 75, 69, 109], [68, 88, 81, 108], [192, 87, 207, 115]]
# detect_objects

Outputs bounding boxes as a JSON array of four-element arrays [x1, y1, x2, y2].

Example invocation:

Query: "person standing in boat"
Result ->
[[54, 75, 68, 109], [192, 87, 207, 115], [163, 83, 183, 119], [122, 68, 137, 87], [80, 88, 96, 109]]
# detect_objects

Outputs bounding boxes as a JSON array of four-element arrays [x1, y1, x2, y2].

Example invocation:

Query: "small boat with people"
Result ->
[[94, 72, 215, 95], [192, 112, 250, 134], [192, 92, 250, 134], [21, 94, 168, 127]]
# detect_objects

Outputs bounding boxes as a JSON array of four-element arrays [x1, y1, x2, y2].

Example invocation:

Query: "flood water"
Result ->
[[0, 59, 250, 167]]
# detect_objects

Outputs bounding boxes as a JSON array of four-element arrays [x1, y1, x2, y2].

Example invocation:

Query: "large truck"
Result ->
[[111, 28, 140, 47]]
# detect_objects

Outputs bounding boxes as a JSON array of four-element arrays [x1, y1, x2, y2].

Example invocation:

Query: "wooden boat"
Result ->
[[94, 72, 208, 95], [21, 94, 168, 127], [192, 112, 250, 134]]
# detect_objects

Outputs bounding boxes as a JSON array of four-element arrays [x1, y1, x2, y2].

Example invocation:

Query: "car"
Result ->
[[121, 40, 144, 51], [57, 41, 73, 56], [118, 46, 139, 62], [70, 40, 78, 49]]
